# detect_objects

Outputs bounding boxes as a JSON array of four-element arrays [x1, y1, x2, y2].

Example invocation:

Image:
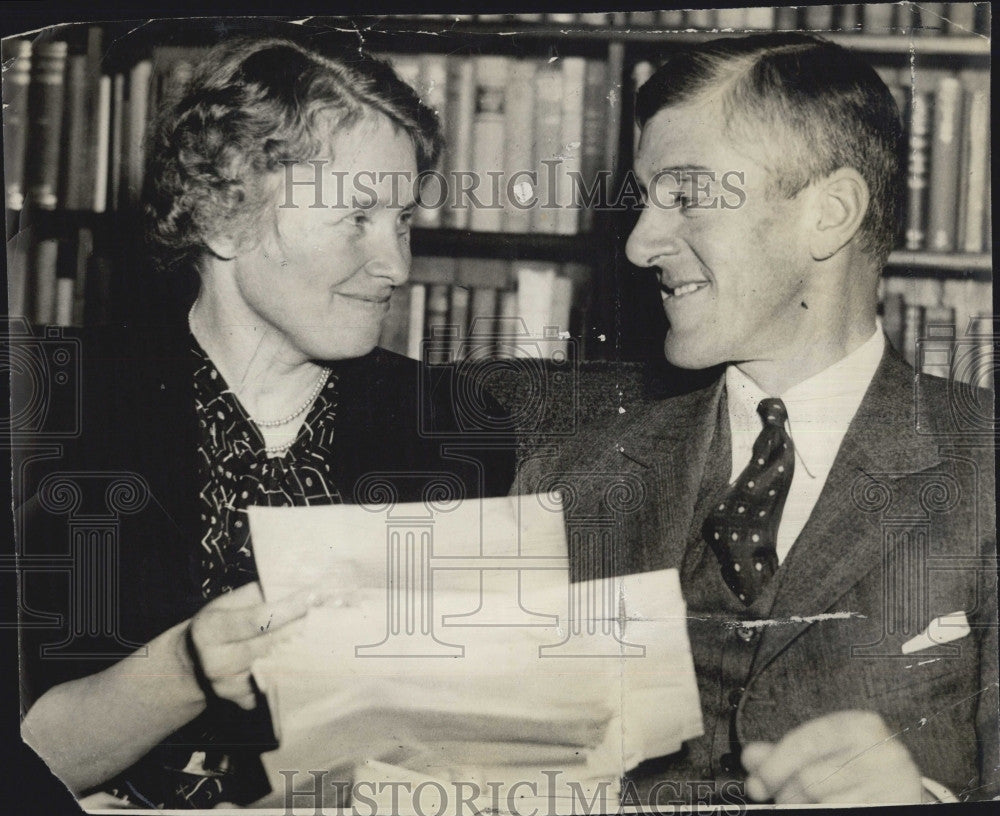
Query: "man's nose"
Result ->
[[625, 207, 683, 269]]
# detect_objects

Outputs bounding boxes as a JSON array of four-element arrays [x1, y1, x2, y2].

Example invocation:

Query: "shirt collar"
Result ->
[[725, 325, 885, 480]]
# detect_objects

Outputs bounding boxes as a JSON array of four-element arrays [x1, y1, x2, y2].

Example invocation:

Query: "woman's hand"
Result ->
[[185, 582, 328, 709]]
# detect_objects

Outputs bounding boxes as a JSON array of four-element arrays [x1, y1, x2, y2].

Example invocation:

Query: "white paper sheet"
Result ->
[[248, 496, 702, 810]]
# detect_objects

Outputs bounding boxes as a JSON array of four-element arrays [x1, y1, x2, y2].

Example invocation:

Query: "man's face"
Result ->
[[626, 98, 813, 370]]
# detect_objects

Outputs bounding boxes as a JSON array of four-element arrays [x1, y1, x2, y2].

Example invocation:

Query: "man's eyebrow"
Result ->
[[650, 165, 714, 177]]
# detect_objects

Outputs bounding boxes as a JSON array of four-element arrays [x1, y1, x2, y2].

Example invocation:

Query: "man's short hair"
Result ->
[[636, 33, 903, 265], [145, 36, 442, 270]]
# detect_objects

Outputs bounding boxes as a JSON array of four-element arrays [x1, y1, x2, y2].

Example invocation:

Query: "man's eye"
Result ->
[[351, 212, 371, 227]]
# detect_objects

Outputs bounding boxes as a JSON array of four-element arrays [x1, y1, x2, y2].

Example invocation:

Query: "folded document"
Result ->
[[248, 495, 702, 810]]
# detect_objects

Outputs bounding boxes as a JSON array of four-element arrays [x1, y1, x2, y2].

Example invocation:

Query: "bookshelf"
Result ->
[[3, 6, 993, 375]]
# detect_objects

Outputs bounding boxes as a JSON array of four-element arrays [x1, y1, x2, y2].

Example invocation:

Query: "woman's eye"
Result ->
[[397, 210, 415, 233]]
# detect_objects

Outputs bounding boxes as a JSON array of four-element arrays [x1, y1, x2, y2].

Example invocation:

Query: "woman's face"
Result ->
[[226, 113, 419, 362]]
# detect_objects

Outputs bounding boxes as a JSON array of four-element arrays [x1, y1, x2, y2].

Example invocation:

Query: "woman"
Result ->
[[18, 35, 514, 808]]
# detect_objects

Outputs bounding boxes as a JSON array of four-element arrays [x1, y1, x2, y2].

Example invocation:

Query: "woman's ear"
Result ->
[[809, 167, 870, 261], [204, 233, 238, 262]]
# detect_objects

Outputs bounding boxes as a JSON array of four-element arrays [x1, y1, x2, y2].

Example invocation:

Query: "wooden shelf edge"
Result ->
[[411, 227, 604, 264], [886, 251, 992, 277], [310, 18, 991, 56]]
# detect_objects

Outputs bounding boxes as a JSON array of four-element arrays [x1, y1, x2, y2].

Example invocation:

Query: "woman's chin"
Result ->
[[307, 330, 382, 361]]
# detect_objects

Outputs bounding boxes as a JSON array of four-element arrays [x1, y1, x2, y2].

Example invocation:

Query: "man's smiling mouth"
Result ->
[[661, 281, 710, 299]]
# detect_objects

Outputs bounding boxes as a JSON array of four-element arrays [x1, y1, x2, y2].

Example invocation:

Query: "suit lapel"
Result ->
[[752, 346, 944, 672], [610, 379, 724, 573]]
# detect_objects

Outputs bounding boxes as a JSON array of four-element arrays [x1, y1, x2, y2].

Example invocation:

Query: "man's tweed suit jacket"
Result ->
[[515, 343, 998, 799]]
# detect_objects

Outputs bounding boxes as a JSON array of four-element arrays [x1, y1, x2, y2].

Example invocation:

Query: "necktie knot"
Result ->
[[757, 398, 788, 429]]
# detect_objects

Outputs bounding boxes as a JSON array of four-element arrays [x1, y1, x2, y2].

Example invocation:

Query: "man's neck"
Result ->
[[734, 317, 879, 396]]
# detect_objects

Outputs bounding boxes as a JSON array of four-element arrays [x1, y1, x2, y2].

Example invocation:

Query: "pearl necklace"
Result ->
[[252, 367, 331, 427], [188, 300, 331, 433]]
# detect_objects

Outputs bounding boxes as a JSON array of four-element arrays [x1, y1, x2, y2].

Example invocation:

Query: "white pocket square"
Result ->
[[901, 611, 971, 654]]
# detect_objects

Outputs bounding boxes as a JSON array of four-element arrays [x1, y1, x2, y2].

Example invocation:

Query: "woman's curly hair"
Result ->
[[144, 36, 442, 270]]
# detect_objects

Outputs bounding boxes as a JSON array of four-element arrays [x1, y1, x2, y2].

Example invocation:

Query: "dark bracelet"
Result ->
[[183, 625, 220, 704]]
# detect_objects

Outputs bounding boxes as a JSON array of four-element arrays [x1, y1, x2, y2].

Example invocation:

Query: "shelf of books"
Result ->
[[3, 6, 992, 382]]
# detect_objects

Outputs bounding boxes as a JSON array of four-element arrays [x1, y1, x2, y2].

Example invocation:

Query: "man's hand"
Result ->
[[741, 710, 924, 804]]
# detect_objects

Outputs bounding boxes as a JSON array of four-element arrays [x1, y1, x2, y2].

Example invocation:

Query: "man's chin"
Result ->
[[663, 337, 724, 371]]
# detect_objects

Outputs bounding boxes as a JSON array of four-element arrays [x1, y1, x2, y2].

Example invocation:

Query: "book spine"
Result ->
[[926, 75, 962, 251], [469, 56, 509, 233], [578, 13, 609, 26], [449, 286, 470, 360], [946, 2, 978, 34], [904, 88, 932, 251], [803, 5, 836, 30], [502, 59, 537, 234], [657, 10, 686, 27], [468, 285, 499, 354], [715, 9, 749, 30], [2, 40, 32, 210], [880, 291, 907, 354], [627, 12, 656, 26], [745, 7, 777, 30], [124, 60, 153, 208], [556, 57, 586, 236], [959, 71, 989, 253], [24, 41, 69, 210], [547, 274, 574, 357], [514, 262, 557, 356], [71, 228, 93, 327], [444, 57, 476, 229], [917, 3, 947, 35], [109, 72, 124, 210], [425, 283, 452, 353], [685, 10, 716, 30], [54, 278, 75, 327], [920, 305, 956, 379], [774, 7, 800, 29], [862, 3, 898, 33], [902, 303, 925, 366], [836, 4, 861, 31], [30, 237, 60, 324], [92, 76, 112, 212], [578, 59, 608, 234], [6, 230, 29, 316], [414, 54, 449, 229], [79, 26, 104, 209], [631, 62, 655, 156], [530, 62, 564, 234], [57, 55, 89, 211], [406, 283, 427, 360]]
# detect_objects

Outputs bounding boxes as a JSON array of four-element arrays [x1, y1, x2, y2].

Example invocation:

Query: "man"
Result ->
[[516, 33, 996, 805]]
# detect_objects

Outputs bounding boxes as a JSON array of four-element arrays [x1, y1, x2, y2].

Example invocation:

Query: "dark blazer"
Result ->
[[15, 318, 516, 805], [515, 343, 998, 800]]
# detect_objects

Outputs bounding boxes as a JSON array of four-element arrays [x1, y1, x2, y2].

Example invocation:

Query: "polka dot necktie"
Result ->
[[702, 398, 794, 605]]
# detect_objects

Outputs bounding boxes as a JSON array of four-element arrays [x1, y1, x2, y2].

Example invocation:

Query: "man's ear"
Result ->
[[808, 168, 869, 261], [204, 233, 238, 262]]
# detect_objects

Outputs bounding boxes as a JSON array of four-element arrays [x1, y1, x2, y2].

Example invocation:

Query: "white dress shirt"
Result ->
[[724, 327, 885, 564]]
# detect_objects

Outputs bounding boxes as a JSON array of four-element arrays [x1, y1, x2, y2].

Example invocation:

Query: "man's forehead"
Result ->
[[635, 101, 724, 173]]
